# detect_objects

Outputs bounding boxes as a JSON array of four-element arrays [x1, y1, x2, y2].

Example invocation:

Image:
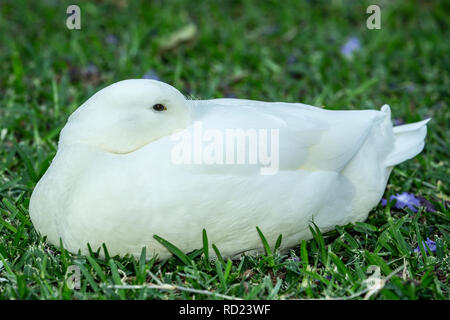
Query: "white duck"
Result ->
[[29, 79, 429, 260]]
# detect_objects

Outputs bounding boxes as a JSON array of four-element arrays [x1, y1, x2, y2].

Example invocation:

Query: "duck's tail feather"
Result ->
[[385, 116, 431, 167]]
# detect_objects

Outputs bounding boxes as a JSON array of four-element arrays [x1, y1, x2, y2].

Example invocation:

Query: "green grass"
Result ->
[[0, 0, 449, 300]]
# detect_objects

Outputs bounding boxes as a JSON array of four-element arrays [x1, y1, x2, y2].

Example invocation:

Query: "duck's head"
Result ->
[[59, 79, 191, 154]]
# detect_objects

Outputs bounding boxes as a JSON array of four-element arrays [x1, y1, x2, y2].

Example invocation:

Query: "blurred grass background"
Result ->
[[0, 0, 448, 299]]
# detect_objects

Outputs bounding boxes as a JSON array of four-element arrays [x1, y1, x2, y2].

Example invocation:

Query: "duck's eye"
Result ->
[[152, 104, 167, 111]]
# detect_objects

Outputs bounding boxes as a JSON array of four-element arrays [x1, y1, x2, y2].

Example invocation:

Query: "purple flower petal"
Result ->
[[381, 192, 421, 212], [404, 83, 416, 93], [381, 193, 436, 213], [414, 238, 436, 254], [105, 34, 118, 45], [340, 36, 361, 57], [225, 92, 237, 98], [142, 70, 161, 81], [417, 195, 436, 212], [393, 118, 406, 126], [85, 63, 98, 76], [392, 192, 420, 212], [287, 55, 297, 65]]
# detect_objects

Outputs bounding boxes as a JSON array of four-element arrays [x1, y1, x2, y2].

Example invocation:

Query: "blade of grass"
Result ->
[[215, 260, 227, 291], [274, 234, 282, 252], [212, 244, 225, 267], [202, 228, 209, 261], [310, 223, 327, 265], [256, 226, 272, 256], [86, 255, 107, 283], [300, 240, 309, 268], [153, 234, 192, 266]]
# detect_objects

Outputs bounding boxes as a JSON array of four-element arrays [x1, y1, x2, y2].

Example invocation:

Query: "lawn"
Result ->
[[0, 0, 448, 300]]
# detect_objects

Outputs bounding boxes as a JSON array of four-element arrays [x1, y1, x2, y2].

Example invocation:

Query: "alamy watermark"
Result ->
[[66, 5, 81, 30], [170, 121, 280, 175], [65, 265, 81, 290], [366, 5, 381, 29]]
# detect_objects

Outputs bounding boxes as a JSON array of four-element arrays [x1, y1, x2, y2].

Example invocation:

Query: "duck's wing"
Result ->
[[185, 98, 387, 174]]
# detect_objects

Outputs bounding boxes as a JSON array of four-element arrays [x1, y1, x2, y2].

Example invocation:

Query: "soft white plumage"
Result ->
[[29, 79, 429, 259]]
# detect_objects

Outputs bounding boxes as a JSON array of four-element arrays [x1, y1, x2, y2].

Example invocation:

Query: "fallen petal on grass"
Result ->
[[340, 36, 361, 58], [142, 70, 161, 81], [414, 238, 437, 254], [381, 192, 422, 212]]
